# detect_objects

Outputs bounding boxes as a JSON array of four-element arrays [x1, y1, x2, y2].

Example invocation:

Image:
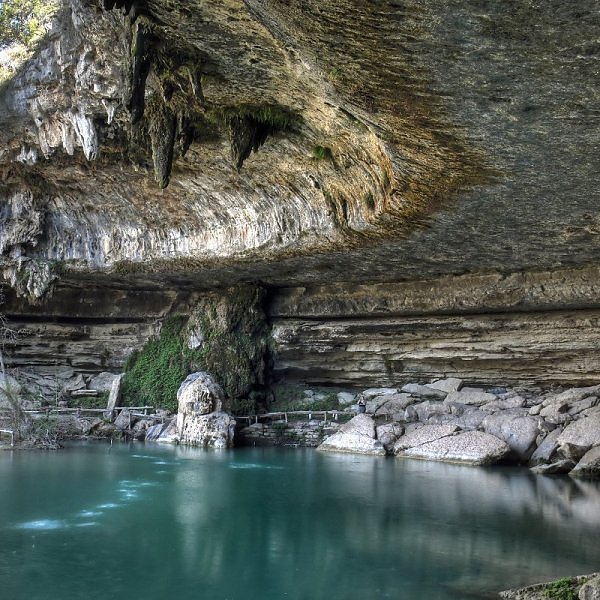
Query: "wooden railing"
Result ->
[[235, 410, 352, 426]]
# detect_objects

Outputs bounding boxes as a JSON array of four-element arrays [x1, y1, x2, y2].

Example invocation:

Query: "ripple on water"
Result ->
[[74, 522, 99, 528], [15, 520, 68, 531], [229, 463, 284, 470], [77, 511, 103, 518]]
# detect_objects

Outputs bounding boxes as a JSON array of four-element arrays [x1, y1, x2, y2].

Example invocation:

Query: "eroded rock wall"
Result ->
[[270, 266, 600, 388]]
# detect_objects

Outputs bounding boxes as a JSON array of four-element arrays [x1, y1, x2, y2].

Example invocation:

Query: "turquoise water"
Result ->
[[1, 443, 600, 600]]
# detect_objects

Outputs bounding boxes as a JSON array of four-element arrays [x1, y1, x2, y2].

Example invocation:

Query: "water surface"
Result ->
[[1, 442, 599, 599]]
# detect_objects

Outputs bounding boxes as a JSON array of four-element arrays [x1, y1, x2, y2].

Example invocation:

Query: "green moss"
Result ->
[[121, 287, 270, 416], [544, 578, 578, 600], [121, 316, 188, 412], [112, 260, 145, 276], [312, 145, 332, 160], [185, 287, 270, 414], [364, 191, 375, 211], [270, 385, 340, 412], [205, 103, 302, 132], [72, 393, 109, 409]]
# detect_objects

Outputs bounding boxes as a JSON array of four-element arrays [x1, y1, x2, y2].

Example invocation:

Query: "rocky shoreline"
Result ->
[[302, 378, 600, 478], [4, 374, 600, 480], [500, 573, 600, 599]]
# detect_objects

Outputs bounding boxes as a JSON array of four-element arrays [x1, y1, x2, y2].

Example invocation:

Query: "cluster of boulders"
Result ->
[[14, 369, 123, 407], [317, 378, 600, 477]]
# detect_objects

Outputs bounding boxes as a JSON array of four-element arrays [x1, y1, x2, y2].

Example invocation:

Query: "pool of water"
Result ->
[[1, 442, 599, 599]]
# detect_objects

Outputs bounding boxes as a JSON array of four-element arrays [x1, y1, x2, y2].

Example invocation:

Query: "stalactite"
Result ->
[[149, 100, 176, 189], [126, 15, 155, 125]]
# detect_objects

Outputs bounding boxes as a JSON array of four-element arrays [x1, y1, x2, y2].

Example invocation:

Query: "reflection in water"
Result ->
[[0, 443, 599, 600]]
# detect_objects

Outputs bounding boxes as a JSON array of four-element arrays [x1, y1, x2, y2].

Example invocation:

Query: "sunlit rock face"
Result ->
[[176, 373, 235, 448], [1, 1, 599, 386]]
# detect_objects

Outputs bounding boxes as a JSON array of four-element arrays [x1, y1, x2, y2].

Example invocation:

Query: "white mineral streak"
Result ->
[[70, 108, 98, 160]]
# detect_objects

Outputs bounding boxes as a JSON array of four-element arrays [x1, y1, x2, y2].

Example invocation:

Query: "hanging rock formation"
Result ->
[[0, 1, 599, 400]]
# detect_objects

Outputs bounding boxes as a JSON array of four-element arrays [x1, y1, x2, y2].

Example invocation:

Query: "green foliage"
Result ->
[[327, 67, 342, 82], [121, 317, 188, 413], [121, 287, 270, 416], [206, 103, 302, 132], [544, 578, 578, 600], [304, 392, 340, 411], [71, 393, 108, 409], [0, 0, 59, 48], [312, 145, 332, 160], [364, 191, 375, 211], [233, 395, 259, 417], [270, 384, 304, 411], [185, 287, 270, 415], [270, 385, 341, 412]]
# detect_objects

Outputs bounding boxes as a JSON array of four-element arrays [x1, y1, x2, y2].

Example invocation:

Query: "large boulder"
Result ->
[[145, 418, 179, 443], [373, 393, 415, 417], [530, 460, 575, 475], [88, 372, 120, 392], [481, 413, 541, 461], [398, 431, 510, 466], [557, 413, 600, 460], [481, 396, 526, 412], [539, 401, 572, 425], [375, 423, 404, 452], [177, 372, 229, 416], [178, 412, 236, 448], [104, 374, 123, 419], [453, 408, 486, 431], [412, 400, 451, 422], [401, 383, 447, 399], [579, 575, 600, 600], [317, 414, 386, 456], [529, 428, 561, 466], [570, 447, 600, 479], [62, 374, 86, 393], [175, 373, 235, 448], [357, 388, 399, 401], [569, 396, 599, 416], [393, 424, 458, 454], [428, 378, 462, 393], [444, 390, 496, 406], [114, 409, 135, 431], [544, 386, 600, 406]]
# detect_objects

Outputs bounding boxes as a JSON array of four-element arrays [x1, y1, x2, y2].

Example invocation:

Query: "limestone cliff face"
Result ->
[[1, 1, 599, 387]]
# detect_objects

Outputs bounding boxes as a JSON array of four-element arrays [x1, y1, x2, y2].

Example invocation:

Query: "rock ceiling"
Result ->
[[0, 0, 598, 295]]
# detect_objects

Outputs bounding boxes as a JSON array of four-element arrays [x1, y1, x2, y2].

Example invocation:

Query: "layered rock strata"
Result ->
[[271, 266, 600, 387]]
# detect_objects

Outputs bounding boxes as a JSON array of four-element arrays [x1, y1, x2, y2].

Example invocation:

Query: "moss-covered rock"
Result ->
[[120, 286, 270, 414]]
